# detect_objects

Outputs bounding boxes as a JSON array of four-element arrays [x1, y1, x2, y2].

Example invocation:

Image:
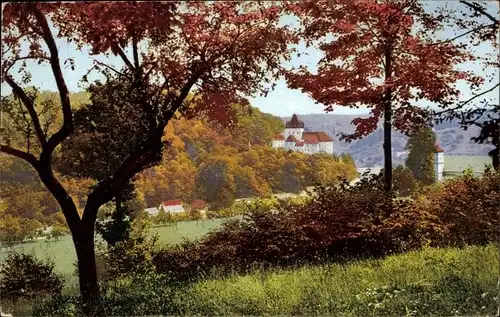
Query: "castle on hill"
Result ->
[[271, 114, 334, 155]]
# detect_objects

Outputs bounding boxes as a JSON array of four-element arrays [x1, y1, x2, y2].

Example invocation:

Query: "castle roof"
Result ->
[[303, 131, 333, 142], [434, 144, 444, 153], [273, 134, 284, 140], [304, 140, 319, 144], [285, 135, 297, 142], [295, 141, 304, 147], [286, 114, 305, 128], [303, 134, 319, 144]]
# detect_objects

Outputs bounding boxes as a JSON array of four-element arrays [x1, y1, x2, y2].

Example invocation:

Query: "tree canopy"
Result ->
[[1, 2, 296, 314], [285, 0, 477, 191]]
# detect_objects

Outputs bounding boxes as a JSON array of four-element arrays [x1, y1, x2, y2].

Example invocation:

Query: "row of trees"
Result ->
[[0, 1, 497, 315]]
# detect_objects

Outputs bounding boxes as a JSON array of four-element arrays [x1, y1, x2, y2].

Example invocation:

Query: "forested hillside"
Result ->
[[0, 91, 358, 236]]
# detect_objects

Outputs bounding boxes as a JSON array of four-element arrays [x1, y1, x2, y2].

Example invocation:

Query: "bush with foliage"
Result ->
[[155, 169, 499, 281], [154, 175, 442, 281], [31, 295, 79, 317], [423, 168, 500, 247], [0, 253, 64, 301], [101, 234, 158, 280], [392, 165, 420, 197]]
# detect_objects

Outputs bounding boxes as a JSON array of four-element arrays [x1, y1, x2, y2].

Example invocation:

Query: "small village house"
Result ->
[[191, 199, 207, 212], [190, 199, 208, 218], [159, 199, 185, 214], [144, 207, 160, 217]]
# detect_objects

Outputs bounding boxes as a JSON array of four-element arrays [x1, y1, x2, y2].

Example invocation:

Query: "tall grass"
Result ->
[[95, 244, 498, 316]]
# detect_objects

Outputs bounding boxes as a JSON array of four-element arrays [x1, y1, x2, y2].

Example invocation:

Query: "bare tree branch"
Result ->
[[430, 22, 498, 46], [0, 144, 39, 168], [434, 83, 500, 116], [4, 75, 47, 146], [132, 36, 140, 70], [31, 6, 74, 163], [460, 0, 499, 24], [93, 59, 126, 76], [111, 42, 135, 72], [4, 55, 50, 74]]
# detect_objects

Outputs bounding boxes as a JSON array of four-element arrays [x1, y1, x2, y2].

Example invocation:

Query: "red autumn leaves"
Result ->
[[285, 0, 476, 140]]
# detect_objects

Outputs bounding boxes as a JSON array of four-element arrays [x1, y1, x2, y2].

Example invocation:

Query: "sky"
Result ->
[[1, 2, 498, 118]]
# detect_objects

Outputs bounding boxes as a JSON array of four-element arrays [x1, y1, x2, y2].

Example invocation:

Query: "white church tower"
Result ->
[[434, 144, 444, 181], [284, 114, 304, 140]]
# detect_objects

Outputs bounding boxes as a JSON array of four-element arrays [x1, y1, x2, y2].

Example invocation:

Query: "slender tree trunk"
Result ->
[[74, 227, 104, 317], [115, 191, 123, 220], [383, 48, 393, 193], [383, 105, 393, 192], [491, 148, 499, 171], [492, 122, 499, 170]]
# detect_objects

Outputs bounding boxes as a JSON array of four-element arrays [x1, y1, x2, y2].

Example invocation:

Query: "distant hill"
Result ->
[[280, 114, 494, 168]]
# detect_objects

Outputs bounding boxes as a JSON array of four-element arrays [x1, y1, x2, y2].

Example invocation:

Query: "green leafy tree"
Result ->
[[49, 223, 69, 242], [195, 156, 237, 210], [405, 127, 436, 185], [393, 165, 419, 197], [58, 80, 153, 245], [21, 218, 43, 241], [0, 253, 64, 301], [341, 153, 356, 168], [0, 215, 23, 247]]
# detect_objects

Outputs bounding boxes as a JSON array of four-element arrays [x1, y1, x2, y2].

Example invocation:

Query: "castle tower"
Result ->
[[434, 144, 444, 181], [284, 113, 305, 141]]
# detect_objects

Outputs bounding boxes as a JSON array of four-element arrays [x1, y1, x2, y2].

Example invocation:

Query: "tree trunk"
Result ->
[[115, 191, 123, 220], [74, 228, 104, 317], [492, 122, 499, 170], [383, 105, 393, 192], [491, 147, 499, 171], [383, 48, 393, 193]]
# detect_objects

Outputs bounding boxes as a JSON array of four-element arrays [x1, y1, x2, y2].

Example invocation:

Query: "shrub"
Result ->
[[101, 233, 158, 280], [0, 253, 64, 301], [101, 273, 189, 316], [31, 295, 79, 317], [424, 168, 500, 247], [154, 175, 440, 280], [392, 165, 420, 196], [154, 170, 499, 282]]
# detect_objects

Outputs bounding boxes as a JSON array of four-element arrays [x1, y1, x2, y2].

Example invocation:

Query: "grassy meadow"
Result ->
[[99, 244, 499, 316], [2, 242, 498, 316], [0, 218, 228, 278]]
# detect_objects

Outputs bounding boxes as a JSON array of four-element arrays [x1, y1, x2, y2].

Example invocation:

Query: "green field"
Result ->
[[9, 244, 496, 316], [0, 218, 229, 278], [102, 244, 499, 316]]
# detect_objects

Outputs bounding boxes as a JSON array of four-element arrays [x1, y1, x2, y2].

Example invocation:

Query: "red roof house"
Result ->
[[191, 199, 207, 211], [159, 199, 185, 213], [161, 199, 183, 206]]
